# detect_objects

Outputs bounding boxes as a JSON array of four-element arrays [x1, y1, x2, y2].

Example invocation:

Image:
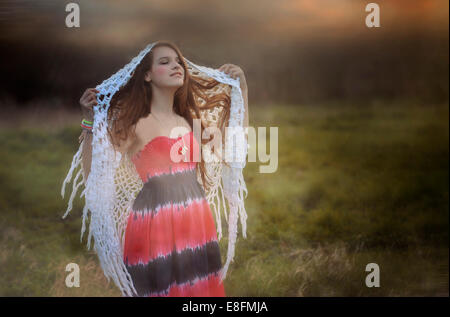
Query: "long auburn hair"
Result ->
[[106, 40, 231, 192]]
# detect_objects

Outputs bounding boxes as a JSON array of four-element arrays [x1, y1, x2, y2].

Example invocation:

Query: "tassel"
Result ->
[[61, 142, 82, 200]]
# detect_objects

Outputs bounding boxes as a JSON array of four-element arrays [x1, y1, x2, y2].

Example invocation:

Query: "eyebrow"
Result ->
[[158, 56, 181, 61]]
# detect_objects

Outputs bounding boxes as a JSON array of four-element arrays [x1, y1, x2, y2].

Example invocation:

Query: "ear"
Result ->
[[144, 70, 152, 83]]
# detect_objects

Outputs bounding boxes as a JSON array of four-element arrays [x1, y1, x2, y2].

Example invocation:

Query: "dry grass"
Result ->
[[0, 99, 448, 296], [48, 254, 121, 297]]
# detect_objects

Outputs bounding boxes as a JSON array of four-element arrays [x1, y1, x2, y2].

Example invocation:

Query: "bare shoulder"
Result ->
[[126, 115, 158, 157]]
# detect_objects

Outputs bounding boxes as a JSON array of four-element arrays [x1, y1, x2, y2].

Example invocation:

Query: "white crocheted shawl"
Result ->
[[60, 42, 248, 297]]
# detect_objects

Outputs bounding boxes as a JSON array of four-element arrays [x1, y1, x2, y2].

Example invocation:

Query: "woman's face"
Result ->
[[145, 46, 185, 89]]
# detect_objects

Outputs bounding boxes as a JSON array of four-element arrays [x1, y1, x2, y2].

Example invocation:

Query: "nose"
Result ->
[[172, 62, 182, 72]]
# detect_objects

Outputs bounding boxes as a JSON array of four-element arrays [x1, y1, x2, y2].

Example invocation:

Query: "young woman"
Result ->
[[77, 40, 249, 297]]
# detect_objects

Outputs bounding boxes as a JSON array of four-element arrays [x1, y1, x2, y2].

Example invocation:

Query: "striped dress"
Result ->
[[123, 130, 226, 297]]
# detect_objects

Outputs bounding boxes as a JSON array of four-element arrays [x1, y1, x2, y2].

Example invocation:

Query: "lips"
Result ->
[[171, 72, 183, 77]]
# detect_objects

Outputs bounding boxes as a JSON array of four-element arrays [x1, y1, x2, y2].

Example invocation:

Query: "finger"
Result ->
[[81, 89, 93, 100], [227, 65, 238, 74], [86, 88, 96, 96], [230, 71, 238, 79], [225, 67, 236, 77], [86, 96, 97, 103], [223, 66, 232, 75], [221, 64, 231, 72]]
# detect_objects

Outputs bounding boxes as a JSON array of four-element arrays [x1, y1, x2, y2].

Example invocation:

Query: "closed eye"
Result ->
[[161, 61, 183, 65]]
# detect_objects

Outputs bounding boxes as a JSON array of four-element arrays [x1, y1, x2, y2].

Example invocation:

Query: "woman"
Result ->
[[70, 40, 249, 297]]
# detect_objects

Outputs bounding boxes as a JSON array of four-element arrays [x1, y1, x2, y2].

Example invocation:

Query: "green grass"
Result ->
[[0, 99, 448, 296]]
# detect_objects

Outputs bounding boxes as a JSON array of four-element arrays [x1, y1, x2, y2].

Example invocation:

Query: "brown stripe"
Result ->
[[132, 168, 206, 217], [125, 240, 222, 296]]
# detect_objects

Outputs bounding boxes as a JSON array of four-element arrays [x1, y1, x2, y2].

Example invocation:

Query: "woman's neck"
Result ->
[[150, 86, 177, 115]]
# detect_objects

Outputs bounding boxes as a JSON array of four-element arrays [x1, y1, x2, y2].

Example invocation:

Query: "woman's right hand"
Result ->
[[80, 88, 100, 121]]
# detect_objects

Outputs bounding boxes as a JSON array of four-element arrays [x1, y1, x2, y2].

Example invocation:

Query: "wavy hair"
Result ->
[[107, 40, 231, 192]]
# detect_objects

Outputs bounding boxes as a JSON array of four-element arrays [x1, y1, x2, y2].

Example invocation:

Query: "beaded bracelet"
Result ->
[[81, 118, 93, 133]]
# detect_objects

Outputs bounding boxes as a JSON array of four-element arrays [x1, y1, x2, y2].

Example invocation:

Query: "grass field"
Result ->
[[0, 98, 448, 296]]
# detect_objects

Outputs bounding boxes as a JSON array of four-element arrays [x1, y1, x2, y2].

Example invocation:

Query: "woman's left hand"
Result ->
[[218, 63, 247, 91]]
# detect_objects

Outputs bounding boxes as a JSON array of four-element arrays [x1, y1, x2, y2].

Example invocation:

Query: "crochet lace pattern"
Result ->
[[61, 42, 248, 297]]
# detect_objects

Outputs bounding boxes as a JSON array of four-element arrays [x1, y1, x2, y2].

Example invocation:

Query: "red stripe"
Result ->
[[131, 134, 199, 183], [123, 198, 218, 265], [147, 272, 226, 297]]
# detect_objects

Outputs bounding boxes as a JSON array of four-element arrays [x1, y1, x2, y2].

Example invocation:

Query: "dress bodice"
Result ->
[[131, 131, 199, 183]]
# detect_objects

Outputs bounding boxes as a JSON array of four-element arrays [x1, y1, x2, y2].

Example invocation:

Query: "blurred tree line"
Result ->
[[0, 28, 447, 108]]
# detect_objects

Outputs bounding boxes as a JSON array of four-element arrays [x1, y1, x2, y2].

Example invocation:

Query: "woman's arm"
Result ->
[[78, 124, 133, 181], [79, 96, 95, 181], [79, 129, 93, 181], [78, 88, 135, 181]]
